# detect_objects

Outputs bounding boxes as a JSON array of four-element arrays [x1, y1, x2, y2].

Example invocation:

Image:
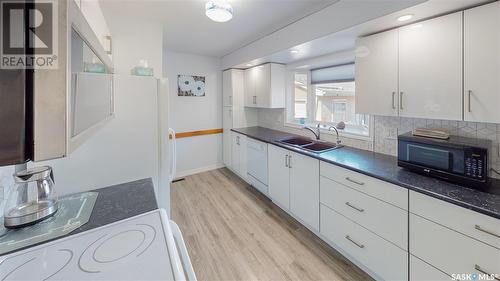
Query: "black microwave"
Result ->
[[398, 132, 491, 187]]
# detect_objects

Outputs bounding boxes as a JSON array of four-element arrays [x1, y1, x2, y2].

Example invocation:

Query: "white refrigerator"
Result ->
[[34, 75, 175, 216]]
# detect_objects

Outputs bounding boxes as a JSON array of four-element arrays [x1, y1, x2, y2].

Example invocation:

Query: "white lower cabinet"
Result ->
[[268, 145, 290, 210], [410, 213, 500, 279], [410, 255, 450, 281], [289, 152, 319, 231], [231, 132, 247, 180], [268, 145, 319, 231], [321, 205, 408, 281]]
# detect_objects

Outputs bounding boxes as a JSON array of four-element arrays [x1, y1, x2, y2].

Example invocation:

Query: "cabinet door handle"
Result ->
[[399, 92, 404, 110], [474, 265, 499, 280], [345, 235, 365, 249], [285, 155, 289, 168], [475, 224, 500, 239], [345, 177, 365, 186], [229, 95, 232, 105], [392, 92, 396, 109], [468, 90, 472, 113], [236, 136, 240, 145], [288, 155, 292, 169], [345, 202, 365, 212], [253, 96, 257, 104]]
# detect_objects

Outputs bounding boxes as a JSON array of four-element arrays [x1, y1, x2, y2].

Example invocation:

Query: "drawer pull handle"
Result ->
[[474, 265, 499, 280], [345, 202, 364, 212], [345, 177, 365, 186], [345, 235, 365, 249], [475, 225, 500, 239]]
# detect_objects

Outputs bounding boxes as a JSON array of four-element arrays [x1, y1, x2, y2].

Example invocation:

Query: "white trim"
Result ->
[[175, 163, 225, 178]]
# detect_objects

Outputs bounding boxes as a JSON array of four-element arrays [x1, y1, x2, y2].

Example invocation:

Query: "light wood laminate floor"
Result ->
[[172, 168, 373, 281]]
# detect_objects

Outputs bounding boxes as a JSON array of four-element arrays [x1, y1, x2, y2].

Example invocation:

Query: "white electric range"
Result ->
[[0, 209, 196, 281]]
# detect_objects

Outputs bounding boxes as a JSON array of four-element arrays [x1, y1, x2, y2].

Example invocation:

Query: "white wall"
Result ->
[[33, 76, 160, 197], [163, 51, 223, 177], [108, 19, 163, 78]]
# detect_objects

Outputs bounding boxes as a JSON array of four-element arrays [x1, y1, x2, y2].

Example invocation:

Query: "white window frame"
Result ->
[[285, 69, 373, 141], [332, 99, 347, 123]]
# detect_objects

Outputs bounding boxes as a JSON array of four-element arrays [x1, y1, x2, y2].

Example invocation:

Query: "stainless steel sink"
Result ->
[[302, 142, 343, 153], [278, 137, 314, 146], [277, 137, 342, 153]]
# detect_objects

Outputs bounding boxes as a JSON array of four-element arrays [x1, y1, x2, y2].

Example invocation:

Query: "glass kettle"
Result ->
[[3, 166, 58, 229]]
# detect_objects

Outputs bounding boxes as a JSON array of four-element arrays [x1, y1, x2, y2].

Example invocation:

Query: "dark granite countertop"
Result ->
[[71, 178, 158, 235], [232, 126, 500, 219]]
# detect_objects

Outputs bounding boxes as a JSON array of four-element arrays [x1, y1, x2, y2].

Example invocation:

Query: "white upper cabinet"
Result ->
[[223, 107, 232, 167], [223, 70, 233, 107], [355, 11, 464, 120], [77, 0, 112, 55], [398, 12, 463, 120], [244, 63, 285, 108], [464, 2, 500, 123], [355, 29, 399, 116]]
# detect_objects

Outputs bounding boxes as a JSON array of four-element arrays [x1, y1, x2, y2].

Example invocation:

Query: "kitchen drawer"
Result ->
[[320, 176, 408, 250], [410, 255, 450, 281], [410, 213, 500, 277], [320, 205, 408, 281], [320, 162, 408, 210], [410, 191, 500, 249]]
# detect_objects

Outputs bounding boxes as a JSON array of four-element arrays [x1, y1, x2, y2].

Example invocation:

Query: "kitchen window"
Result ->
[[293, 72, 308, 119], [286, 64, 371, 138]]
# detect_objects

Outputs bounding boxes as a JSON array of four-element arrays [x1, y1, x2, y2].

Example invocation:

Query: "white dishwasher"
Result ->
[[247, 138, 269, 196]]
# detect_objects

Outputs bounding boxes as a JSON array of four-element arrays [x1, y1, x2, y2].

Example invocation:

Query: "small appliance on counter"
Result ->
[[398, 132, 491, 188], [3, 166, 58, 229]]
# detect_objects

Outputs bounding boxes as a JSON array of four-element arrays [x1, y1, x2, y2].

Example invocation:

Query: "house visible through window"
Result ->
[[293, 73, 308, 119], [287, 63, 370, 138]]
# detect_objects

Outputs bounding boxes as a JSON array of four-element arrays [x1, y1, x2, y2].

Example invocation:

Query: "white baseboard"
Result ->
[[175, 163, 225, 179]]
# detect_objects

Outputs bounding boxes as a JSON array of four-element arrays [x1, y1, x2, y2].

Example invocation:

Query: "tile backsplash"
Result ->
[[256, 108, 500, 179]]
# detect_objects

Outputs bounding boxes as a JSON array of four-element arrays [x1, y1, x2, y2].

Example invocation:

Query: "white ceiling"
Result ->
[[99, 0, 338, 57], [240, 0, 491, 69]]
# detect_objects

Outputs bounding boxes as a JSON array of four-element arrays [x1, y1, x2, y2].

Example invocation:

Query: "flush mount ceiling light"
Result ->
[[397, 14, 414, 22], [246, 63, 253, 67], [206, 0, 233, 22], [290, 49, 300, 54]]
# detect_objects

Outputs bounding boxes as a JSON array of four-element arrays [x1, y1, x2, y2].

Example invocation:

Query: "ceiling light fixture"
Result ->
[[397, 14, 414, 22], [290, 49, 300, 54], [246, 63, 252, 67], [205, 0, 233, 23]]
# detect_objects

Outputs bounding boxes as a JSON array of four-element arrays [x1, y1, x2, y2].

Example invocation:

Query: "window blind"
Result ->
[[310, 63, 355, 84]]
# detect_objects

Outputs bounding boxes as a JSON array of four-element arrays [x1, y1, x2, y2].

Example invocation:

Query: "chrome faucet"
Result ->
[[304, 124, 321, 140], [328, 125, 342, 145]]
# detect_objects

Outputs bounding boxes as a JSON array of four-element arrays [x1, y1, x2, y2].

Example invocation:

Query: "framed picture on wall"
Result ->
[[178, 75, 206, 97]]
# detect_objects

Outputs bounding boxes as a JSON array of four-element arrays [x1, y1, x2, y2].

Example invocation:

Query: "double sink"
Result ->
[[277, 136, 343, 153]]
